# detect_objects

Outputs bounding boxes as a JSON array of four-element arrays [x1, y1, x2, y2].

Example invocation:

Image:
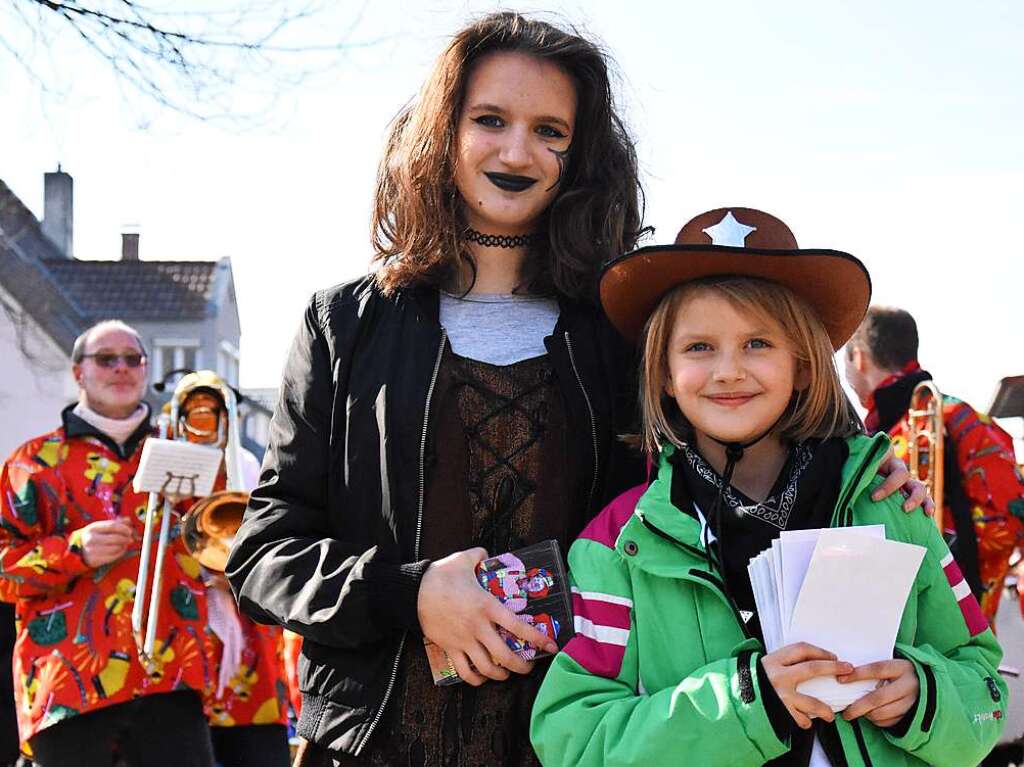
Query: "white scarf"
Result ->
[[72, 402, 150, 447]]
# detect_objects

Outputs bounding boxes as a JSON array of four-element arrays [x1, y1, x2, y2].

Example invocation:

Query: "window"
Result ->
[[152, 338, 202, 386], [217, 341, 240, 387], [245, 412, 270, 447]]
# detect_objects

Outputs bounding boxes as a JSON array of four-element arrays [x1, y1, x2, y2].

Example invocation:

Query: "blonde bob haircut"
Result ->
[[640, 276, 861, 453]]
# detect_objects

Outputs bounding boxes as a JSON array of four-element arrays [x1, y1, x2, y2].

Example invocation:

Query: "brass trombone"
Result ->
[[131, 411, 178, 671], [170, 371, 249, 572], [907, 380, 945, 532], [132, 371, 249, 669]]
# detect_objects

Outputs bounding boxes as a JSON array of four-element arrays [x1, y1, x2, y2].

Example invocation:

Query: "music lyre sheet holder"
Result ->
[[132, 440, 223, 498]]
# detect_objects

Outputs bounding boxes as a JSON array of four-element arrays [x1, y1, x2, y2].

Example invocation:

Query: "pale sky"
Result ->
[[2, 0, 1022, 432]]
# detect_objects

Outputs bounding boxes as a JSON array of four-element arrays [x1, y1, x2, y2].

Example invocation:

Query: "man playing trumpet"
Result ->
[[0, 320, 213, 766], [845, 306, 1024, 624], [170, 372, 290, 767]]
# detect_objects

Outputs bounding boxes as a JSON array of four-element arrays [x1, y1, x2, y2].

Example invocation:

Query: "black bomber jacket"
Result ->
[[226, 276, 641, 756]]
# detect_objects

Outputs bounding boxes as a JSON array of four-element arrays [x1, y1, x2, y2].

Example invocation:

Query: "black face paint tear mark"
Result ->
[[545, 148, 569, 192]]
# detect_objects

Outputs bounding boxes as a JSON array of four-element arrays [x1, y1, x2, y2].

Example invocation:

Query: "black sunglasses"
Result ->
[[81, 353, 148, 369]]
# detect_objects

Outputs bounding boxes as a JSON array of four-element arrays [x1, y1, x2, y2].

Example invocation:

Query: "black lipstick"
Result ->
[[485, 172, 537, 192]]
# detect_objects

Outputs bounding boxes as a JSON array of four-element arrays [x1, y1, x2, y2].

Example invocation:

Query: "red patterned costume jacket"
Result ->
[[0, 410, 210, 746], [197, 475, 288, 729], [868, 365, 1024, 624], [204, 611, 287, 728]]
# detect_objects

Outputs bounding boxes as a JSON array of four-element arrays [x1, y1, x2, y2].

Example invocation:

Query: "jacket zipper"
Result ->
[[357, 329, 447, 754], [564, 332, 599, 513], [415, 329, 447, 559]]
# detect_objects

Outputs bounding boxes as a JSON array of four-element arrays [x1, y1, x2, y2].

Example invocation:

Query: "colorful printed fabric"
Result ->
[[190, 474, 288, 728], [0, 424, 210, 744], [885, 392, 1024, 623], [205, 620, 287, 728], [282, 629, 302, 719]]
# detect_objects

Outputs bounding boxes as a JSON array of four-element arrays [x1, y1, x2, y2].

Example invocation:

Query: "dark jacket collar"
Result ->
[[866, 367, 933, 434], [61, 401, 153, 459]]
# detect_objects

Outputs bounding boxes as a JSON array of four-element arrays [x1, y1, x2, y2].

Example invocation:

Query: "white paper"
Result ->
[[747, 525, 924, 712], [132, 439, 224, 497], [789, 528, 925, 710], [777, 530, 821, 644]]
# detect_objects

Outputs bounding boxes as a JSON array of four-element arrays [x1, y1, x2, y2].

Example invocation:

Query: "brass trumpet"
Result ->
[[907, 379, 945, 532]]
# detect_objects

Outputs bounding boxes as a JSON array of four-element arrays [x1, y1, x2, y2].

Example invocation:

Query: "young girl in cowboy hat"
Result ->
[[530, 208, 1006, 766]]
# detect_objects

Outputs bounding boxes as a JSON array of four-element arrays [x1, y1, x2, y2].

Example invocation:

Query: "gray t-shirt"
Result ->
[[439, 291, 559, 365]]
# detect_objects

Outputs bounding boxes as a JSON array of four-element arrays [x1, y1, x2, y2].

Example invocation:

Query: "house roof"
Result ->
[[45, 260, 220, 321], [0, 179, 229, 353], [0, 180, 88, 352], [0, 179, 67, 262]]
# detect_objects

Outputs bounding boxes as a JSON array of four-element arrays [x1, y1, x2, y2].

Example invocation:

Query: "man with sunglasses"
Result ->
[[0, 320, 215, 766]]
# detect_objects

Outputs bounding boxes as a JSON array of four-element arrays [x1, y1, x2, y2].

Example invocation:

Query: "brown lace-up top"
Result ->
[[334, 346, 575, 767]]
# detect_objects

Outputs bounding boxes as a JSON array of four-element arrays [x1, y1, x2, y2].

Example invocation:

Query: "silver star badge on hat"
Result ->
[[702, 210, 757, 247]]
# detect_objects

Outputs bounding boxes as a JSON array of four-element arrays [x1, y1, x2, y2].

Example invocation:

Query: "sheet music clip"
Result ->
[[159, 471, 200, 503], [133, 439, 223, 498]]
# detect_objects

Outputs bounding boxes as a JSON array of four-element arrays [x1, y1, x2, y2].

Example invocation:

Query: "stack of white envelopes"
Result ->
[[747, 525, 926, 711]]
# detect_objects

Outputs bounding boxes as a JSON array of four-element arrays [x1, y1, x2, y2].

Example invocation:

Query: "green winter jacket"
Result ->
[[530, 433, 1006, 767]]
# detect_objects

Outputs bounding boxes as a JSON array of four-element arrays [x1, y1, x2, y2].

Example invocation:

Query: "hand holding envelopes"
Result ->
[[748, 526, 926, 711]]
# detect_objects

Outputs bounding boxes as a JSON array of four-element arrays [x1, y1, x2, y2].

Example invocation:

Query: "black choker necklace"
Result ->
[[463, 228, 540, 248]]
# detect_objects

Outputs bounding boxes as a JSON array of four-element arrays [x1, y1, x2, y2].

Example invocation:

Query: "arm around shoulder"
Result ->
[[226, 290, 429, 649]]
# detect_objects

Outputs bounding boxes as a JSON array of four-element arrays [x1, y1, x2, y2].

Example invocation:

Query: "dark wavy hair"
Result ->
[[371, 11, 648, 300]]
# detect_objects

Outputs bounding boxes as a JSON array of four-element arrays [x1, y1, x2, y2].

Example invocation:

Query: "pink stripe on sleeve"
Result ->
[[942, 553, 989, 636], [572, 592, 631, 630], [564, 634, 627, 679], [942, 558, 964, 586], [958, 594, 989, 637]]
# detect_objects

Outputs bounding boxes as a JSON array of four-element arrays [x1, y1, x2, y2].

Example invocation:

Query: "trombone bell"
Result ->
[[182, 490, 248, 572]]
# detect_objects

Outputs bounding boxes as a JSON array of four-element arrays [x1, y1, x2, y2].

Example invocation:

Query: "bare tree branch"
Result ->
[[0, 0, 380, 125]]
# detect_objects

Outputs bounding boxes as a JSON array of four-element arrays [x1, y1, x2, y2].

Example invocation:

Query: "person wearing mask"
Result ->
[[172, 373, 290, 767]]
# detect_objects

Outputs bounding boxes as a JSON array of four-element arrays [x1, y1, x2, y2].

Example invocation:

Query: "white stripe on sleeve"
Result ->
[[952, 579, 972, 601], [571, 587, 633, 608], [574, 616, 630, 646]]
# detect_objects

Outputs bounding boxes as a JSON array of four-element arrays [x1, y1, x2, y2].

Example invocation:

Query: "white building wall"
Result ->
[[0, 287, 77, 458]]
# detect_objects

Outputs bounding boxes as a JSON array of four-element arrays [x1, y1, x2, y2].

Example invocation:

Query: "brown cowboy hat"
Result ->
[[600, 207, 871, 350]]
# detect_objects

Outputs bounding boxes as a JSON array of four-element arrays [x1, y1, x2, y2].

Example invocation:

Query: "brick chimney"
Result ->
[[41, 166, 73, 258], [121, 230, 140, 261]]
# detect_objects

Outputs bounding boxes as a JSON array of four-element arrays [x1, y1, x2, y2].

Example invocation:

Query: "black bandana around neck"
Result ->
[[669, 438, 849, 626]]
